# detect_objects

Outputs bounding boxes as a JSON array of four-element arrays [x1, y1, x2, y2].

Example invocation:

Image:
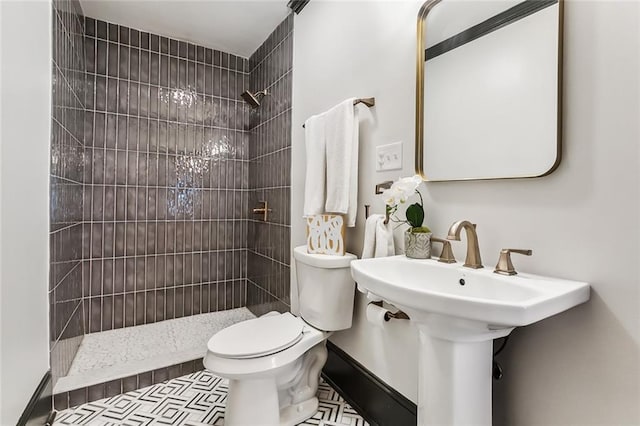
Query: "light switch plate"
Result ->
[[376, 142, 403, 171]]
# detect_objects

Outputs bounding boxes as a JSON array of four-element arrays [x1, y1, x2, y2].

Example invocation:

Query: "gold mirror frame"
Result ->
[[415, 0, 564, 182]]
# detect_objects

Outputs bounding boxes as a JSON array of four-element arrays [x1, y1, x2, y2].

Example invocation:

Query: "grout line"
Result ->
[[88, 79, 98, 333], [82, 70, 247, 104], [247, 278, 290, 306], [79, 106, 249, 134], [66, 248, 253, 262], [50, 222, 83, 234], [246, 219, 291, 228], [249, 106, 292, 133], [52, 61, 86, 112], [249, 31, 293, 75], [82, 147, 251, 163], [263, 69, 292, 96], [73, 219, 254, 225], [53, 301, 83, 344], [53, 8, 86, 93], [51, 261, 82, 293], [248, 249, 291, 268], [73, 279, 247, 300], [51, 115, 85, 149], [101, 83, 108, 331], [250, 145, 291, 162], [83, 34, 249, 74], [51, 174, 84, 186]]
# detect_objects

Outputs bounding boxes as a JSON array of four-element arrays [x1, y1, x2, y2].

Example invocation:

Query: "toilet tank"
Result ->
[[293, 246, 357, 331]]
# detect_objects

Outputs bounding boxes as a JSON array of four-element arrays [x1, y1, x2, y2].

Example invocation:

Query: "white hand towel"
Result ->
[[362, 214, 382, 259], [303, 113, 326, 217], [324, 98, 359, 227], [362, 214, 395, 259], [375, 217, 395, 258]]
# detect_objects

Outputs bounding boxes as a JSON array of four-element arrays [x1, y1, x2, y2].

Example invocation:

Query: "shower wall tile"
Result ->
[[246, 281, 290, 317], [82, 17, 250, 332], [50, 0, 87, 386], [50, 10, 290, 388], [246, 14, 293, 315]]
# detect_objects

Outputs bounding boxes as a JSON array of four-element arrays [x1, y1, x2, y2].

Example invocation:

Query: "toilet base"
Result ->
[[225, 377, 279, 426], [225, 386, 319, 426], [219, 342, 328, 426], [279, 397, 319, 426]]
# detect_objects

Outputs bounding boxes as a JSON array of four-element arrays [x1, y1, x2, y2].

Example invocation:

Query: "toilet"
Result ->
[[204, 245, 357, 426]]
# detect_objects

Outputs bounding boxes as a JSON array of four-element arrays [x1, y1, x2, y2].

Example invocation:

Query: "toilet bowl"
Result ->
[[204, 246, 357, 426]]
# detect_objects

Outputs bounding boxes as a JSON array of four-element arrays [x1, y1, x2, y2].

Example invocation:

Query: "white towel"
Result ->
[[324, 98, 359, 227], [362, 214, 395, 259], [303, 113, 326, 217]]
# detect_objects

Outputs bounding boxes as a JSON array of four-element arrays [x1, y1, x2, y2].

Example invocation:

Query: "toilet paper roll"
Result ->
[[366, 303, 389, 328]]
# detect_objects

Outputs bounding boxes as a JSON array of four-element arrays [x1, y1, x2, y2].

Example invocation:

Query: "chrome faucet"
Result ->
[[447, 220, 483, 269]]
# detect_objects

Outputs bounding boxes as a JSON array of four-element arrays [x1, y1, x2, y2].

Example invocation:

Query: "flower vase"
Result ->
[[404, 231, 432, 259]]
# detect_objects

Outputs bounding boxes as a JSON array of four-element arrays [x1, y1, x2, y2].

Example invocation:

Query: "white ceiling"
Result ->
[[79, 0, 291, 58]]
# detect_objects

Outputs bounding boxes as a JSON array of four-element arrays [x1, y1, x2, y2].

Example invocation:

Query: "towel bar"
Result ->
[[365, 208, 390, 225], [375, 181, 393, 194], [302, 97, 375, 128], [354, 97, 375, 107], [364, 178, 393, 225]]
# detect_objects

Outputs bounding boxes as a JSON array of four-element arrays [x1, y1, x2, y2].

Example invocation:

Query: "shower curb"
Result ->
[[53, 358, 203, 410]]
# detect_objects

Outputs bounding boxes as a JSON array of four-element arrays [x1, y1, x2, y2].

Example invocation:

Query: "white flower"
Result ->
[[382, 175, 422, 207]]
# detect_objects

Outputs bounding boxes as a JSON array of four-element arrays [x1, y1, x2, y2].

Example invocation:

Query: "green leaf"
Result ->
[[405, 203, 424, 228]]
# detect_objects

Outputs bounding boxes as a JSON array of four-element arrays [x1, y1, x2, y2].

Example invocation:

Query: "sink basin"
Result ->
[[351, 255, 590, 329], [351, 255, 590, 426]]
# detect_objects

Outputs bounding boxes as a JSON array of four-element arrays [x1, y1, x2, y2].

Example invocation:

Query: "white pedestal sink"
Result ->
[[351, 256, 589, 426]]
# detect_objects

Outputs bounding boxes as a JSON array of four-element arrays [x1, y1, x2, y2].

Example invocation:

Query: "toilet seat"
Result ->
[[207, 312, 305, 359]]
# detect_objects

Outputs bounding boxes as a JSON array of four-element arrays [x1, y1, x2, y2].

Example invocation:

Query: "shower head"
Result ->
[[240, 89, 269, 108]]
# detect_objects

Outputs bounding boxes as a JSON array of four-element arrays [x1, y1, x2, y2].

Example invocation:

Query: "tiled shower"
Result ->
[[49, 0, 293, 401], [81, 16, 250, 334]]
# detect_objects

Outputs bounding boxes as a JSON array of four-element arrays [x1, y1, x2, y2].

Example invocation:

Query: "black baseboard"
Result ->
[[322, 341, 417, 426], [17, 370, 53, 426]]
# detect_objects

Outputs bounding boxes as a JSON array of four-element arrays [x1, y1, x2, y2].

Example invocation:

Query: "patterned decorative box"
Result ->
[[306, 215, 346, 255]]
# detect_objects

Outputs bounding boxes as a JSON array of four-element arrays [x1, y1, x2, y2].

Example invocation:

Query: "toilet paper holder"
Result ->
[[370, 301, 410, 321]]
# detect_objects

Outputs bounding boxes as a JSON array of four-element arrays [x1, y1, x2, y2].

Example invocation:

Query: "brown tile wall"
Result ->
[[246, 15, 293, 315], [81, 17, 250, 333], [50, 0, 87, 385]]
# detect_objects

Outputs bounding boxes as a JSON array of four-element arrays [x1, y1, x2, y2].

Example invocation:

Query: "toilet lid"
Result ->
[[207, 313, 305, 359]]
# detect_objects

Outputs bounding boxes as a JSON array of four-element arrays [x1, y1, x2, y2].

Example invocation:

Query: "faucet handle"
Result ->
[[431, 237, 456, 263], [494, 249, 532, 276], [252, 200, 272, 222]]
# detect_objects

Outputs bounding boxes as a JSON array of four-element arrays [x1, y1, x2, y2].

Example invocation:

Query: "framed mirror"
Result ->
[[415, 0, 563, 181]]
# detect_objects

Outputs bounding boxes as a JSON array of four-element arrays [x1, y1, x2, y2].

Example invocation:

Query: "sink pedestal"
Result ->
[[351, 255, 590, 426], [412, 315, 513, 426]]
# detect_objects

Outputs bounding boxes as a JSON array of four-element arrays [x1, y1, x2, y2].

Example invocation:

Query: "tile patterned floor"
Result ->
[[54, 370, 369, 426]]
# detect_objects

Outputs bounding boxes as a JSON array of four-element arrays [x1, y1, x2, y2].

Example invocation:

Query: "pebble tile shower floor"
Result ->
[[54, 370, 369, 426], [55, 309, 256, 394]]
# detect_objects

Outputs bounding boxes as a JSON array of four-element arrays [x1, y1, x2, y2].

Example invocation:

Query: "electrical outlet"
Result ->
[[376, 142, 403, 171]]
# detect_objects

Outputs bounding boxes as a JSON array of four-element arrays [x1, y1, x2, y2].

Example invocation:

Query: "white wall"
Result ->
[[0, 1, 52, 424], [291, 1, 639, 424]]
